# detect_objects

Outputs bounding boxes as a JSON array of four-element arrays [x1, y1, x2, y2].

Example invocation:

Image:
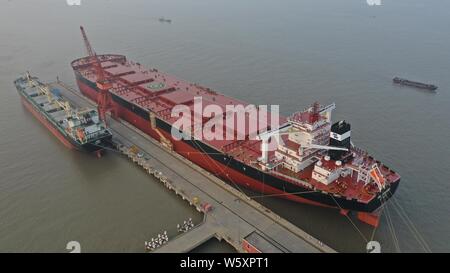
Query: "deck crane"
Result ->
[[25, 72, 74, 116], [79, 26, 114, 124]]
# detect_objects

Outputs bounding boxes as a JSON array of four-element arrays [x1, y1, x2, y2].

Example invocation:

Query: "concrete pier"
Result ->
[[53, 81, 335, 253]]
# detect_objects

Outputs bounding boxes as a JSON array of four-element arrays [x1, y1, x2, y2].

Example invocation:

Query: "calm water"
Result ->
[[1, 0, 449, 252]]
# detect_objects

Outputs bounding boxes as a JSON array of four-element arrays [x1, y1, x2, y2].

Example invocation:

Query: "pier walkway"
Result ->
[[156, 219, 216, 253]]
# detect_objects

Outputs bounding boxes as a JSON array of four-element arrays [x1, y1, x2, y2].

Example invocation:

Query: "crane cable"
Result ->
[[330, 196, 369, 243], [382, 195, 401, 252], [249, 190, 319, 199], [391, 198, 432, 253]]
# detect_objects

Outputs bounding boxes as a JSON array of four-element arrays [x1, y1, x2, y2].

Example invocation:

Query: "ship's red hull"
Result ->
[[77, 79, 330, 207], [21, 96, 75, 149], [74, 68, 400, 227]]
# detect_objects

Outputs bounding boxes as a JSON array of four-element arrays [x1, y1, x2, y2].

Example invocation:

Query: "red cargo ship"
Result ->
[[71, 28, 400, 227]]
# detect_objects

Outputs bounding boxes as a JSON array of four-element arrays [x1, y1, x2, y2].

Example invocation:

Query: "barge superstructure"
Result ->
[[71, 27, 401, 226]]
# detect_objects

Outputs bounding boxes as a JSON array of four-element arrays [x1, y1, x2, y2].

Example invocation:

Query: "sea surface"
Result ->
[[0, 0, 449, 252]]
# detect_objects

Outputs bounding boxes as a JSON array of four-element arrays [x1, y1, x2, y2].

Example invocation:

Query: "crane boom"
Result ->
[[256, 119, 348, 164], [80, 26, 95, 57], [79, 26, 113, 124], [257, 123, 292, 140], [79, 26, 107, 83], [302, 143, 348, 152]]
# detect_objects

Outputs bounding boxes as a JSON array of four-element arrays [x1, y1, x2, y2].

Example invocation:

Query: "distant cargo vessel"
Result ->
[[393, 77, 438, 91], [71, 27, 401, 226], [14, 73, 112, 156]]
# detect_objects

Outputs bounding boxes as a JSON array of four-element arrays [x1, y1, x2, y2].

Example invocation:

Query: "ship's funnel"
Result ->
[[329, 120, 351, 160]]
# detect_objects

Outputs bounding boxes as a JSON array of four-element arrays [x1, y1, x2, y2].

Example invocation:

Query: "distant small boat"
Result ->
[[158, 18, 172, 23], [393, 77, 438, 91]]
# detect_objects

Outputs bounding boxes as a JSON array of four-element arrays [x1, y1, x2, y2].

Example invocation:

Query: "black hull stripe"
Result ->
[[76, 74, 399, 212]]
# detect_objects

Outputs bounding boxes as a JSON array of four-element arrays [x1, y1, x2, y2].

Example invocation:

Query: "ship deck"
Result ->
[[72, 55, 400, 202], [79, 58, 283, 159], [20, 82, 69, 124], [17, 77, 112, 146]]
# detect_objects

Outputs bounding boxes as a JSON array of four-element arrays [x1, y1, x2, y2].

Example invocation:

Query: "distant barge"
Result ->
[[158, 18, 172, 23], [393, 77, 438, 91], [14, 73, 112, 156]]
